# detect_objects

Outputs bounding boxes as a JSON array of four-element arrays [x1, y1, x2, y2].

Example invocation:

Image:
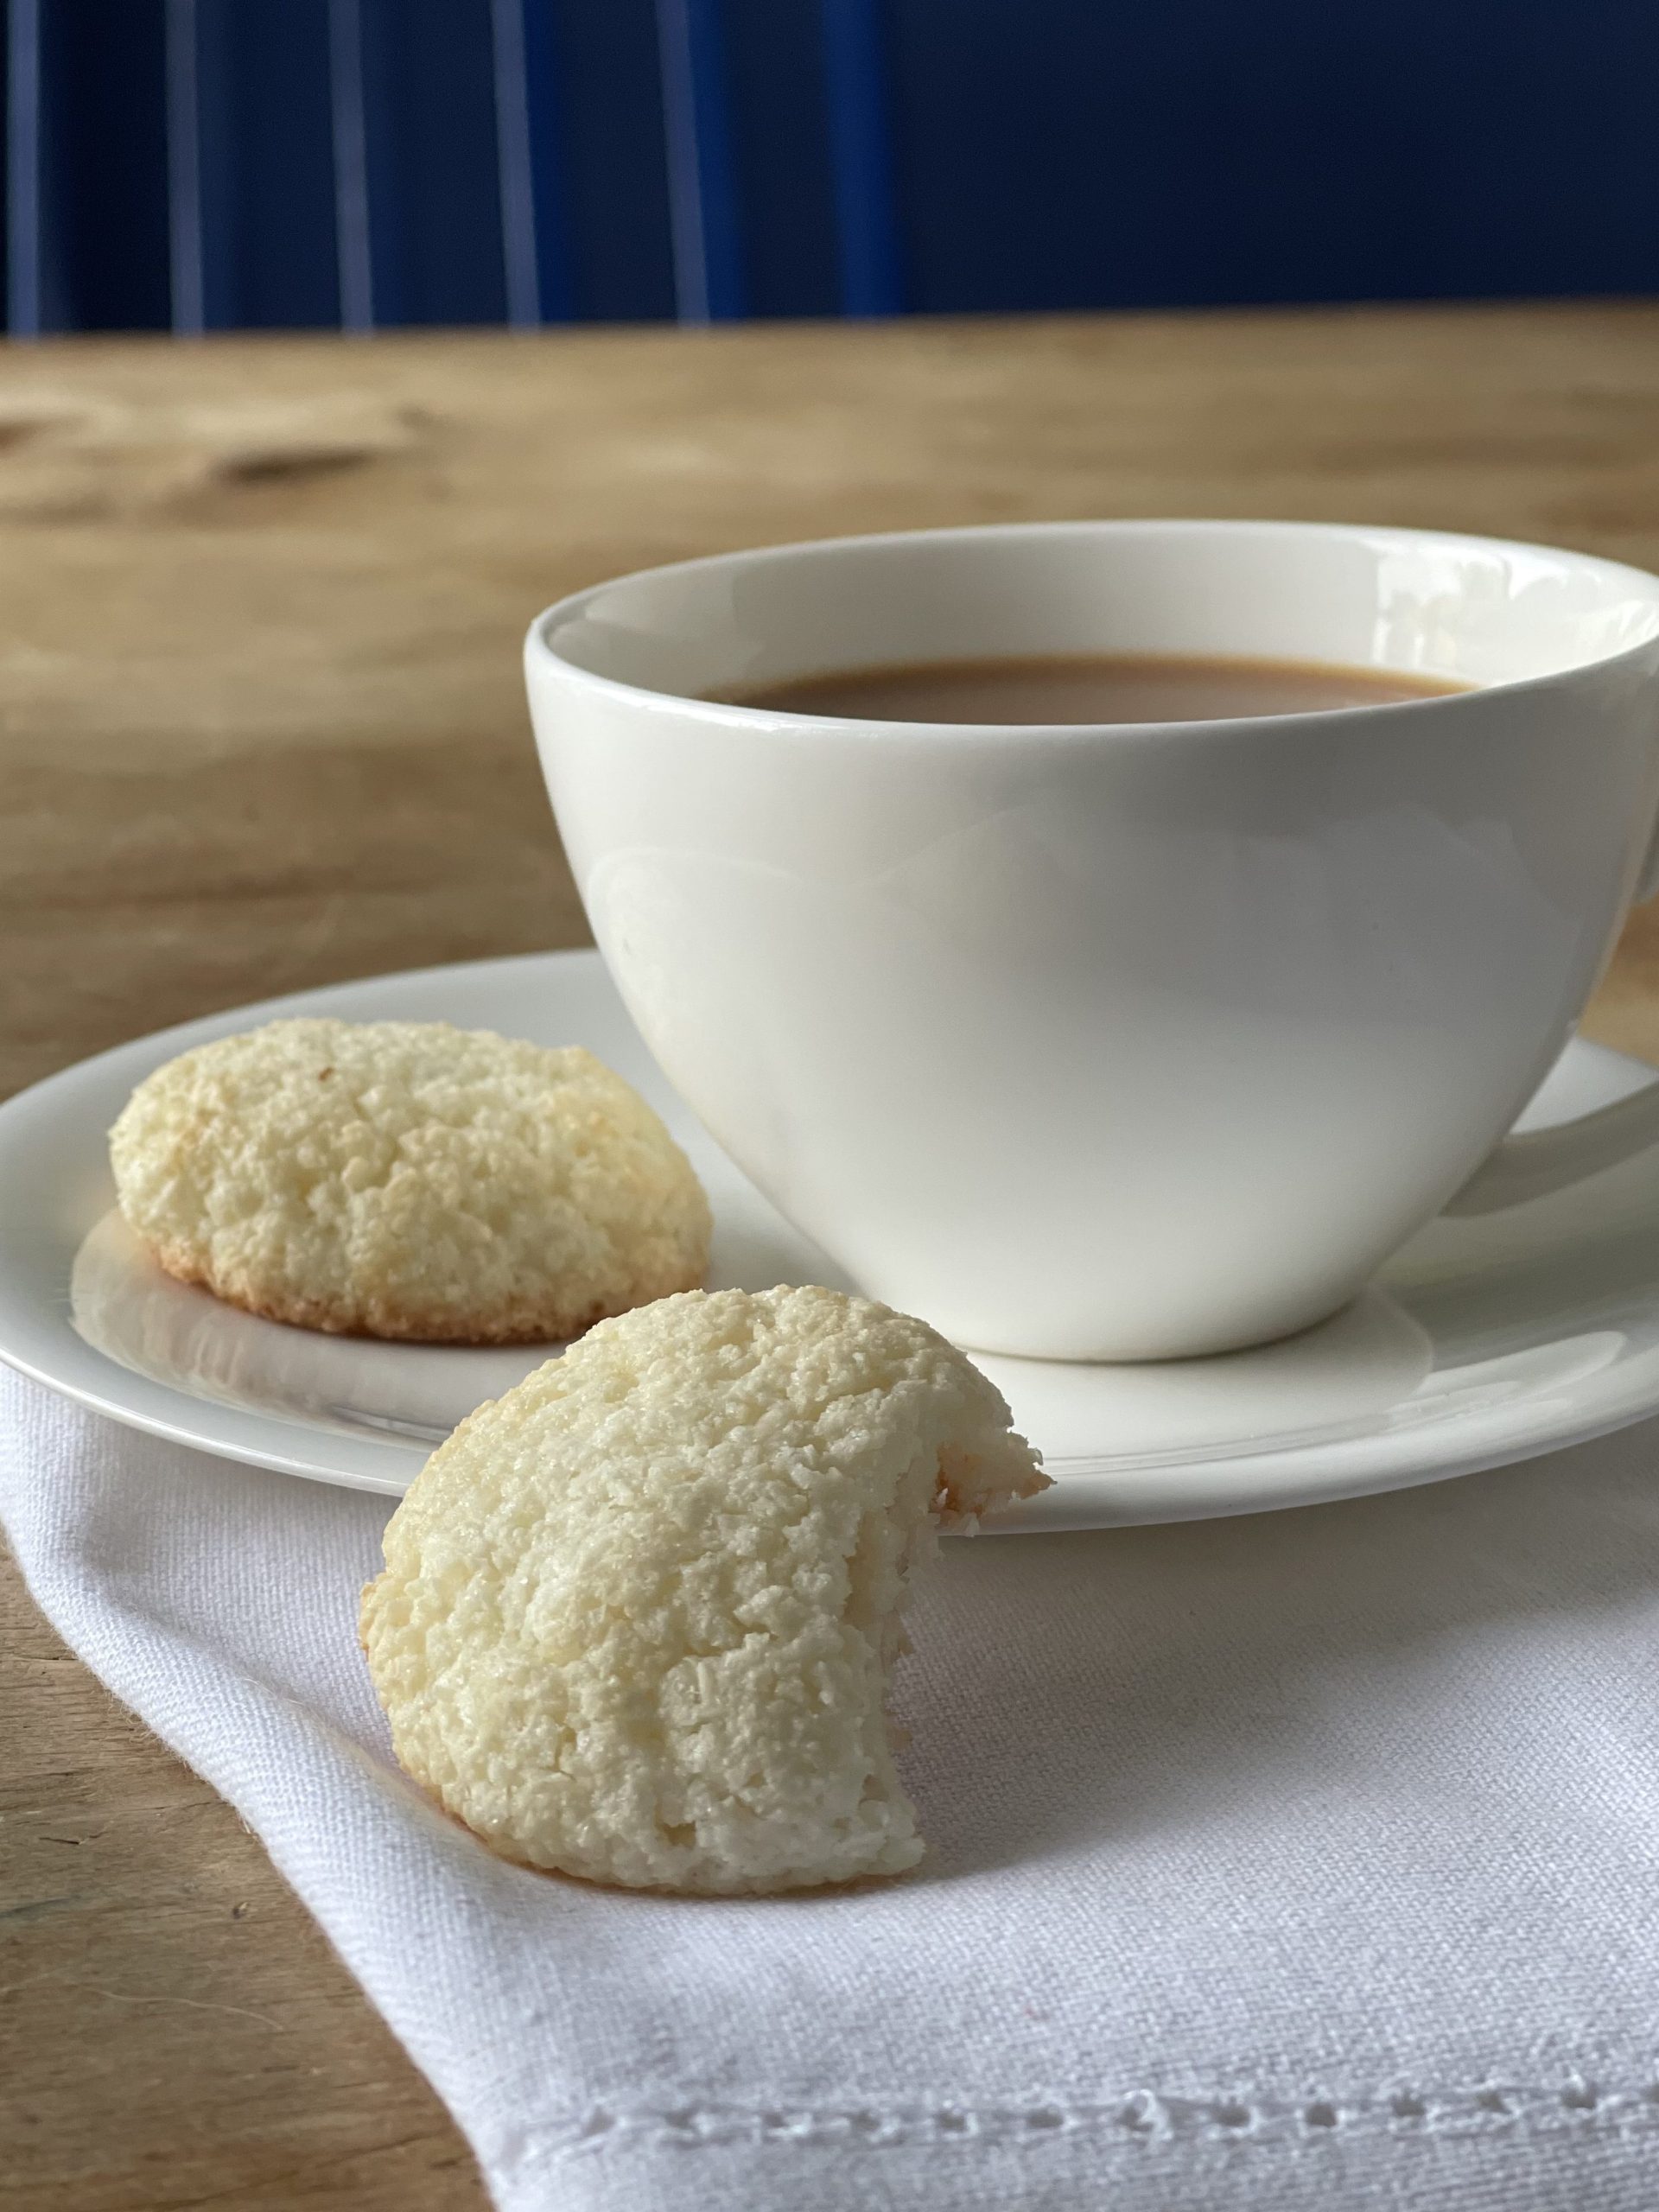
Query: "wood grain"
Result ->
[[3, 302, 1659, 2207]]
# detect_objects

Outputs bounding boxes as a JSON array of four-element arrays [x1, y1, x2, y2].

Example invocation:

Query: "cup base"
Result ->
[[938, 1289, 1365, 1368]]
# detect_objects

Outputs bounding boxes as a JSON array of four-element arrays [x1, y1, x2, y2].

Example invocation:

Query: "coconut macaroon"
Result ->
[[360, 1285, 1047, 1893], [110, 1019, 711, 1344]]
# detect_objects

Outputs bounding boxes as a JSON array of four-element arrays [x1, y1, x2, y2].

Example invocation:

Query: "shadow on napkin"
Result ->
[[901, 1427, 1659, 1882]]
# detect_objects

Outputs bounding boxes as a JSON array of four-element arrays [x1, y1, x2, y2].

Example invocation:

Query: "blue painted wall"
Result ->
[[5, 0, 1657, 334]]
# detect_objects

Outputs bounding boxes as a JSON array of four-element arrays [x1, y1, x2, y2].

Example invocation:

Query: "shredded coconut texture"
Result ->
[[109, 1018, 710, 1343], [360, 1285, 1048, 1893]]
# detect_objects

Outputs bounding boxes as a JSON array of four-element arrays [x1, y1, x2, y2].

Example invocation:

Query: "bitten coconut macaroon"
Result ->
[[360, 1286, 1048, 1893], [110, 1018, 711, 1344]]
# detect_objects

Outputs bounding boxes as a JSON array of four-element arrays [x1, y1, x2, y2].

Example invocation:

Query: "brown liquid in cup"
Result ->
[[721, 652, 1471, 724]]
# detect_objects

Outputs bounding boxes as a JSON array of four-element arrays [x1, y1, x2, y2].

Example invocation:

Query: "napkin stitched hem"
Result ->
[[493, 2083, 1659, 2156]]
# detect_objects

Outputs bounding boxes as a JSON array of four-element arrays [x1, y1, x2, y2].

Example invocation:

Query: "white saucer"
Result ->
[[1, 950, 1656, 1532]]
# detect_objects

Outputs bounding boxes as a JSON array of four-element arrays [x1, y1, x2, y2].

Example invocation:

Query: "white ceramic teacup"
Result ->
[[525, 520, 1659, 1361]]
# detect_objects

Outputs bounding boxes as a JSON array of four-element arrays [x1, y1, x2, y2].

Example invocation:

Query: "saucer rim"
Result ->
[[0, 948, 1651, 1531]]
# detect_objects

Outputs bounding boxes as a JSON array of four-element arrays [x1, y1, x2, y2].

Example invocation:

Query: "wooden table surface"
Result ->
[[4, 302, 1659, 2208]]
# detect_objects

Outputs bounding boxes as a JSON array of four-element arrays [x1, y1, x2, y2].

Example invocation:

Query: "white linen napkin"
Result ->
[[5, 1361, 1659, 2212]]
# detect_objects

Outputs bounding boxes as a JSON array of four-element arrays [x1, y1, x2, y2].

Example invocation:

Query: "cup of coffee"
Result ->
[[524, 520, 1659, 1361]]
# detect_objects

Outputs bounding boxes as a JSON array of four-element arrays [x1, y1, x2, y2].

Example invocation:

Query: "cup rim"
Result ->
[[524, 516, 1659, 740]]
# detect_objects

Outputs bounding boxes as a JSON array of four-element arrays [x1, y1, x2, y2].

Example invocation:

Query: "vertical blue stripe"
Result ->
[[327, 0, 374, 327], [820, 0, 902, 315], [6, 0, 41, 334], [164, 0, 205, 333], [490, 0, 540, 325], [654, 0, 744, 321], [518, 0, 575, 321], [654, 0, 709, 321]]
